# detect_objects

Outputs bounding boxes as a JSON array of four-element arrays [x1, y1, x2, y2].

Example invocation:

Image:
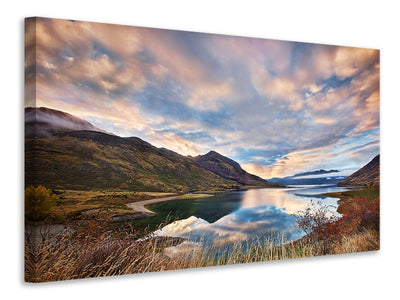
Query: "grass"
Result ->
[[25, 221, 379, 283], [332, 229, 379, 253], [45, 190, 177, 224], [23, 224, 312, 282], [174, 193, 214, 200], [25, 185, 380, 282], [322, 184, 379, 202], [321, 184, 380, 216], [25, 134, 243, 193], [28, 188, 217, 232]]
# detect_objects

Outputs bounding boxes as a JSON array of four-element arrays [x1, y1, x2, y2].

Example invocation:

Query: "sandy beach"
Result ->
[[126, 196, 180, 215], [126, 193, 214, 216]]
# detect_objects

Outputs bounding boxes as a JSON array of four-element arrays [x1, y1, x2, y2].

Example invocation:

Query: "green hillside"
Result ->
[[25, 130, 241, 192]]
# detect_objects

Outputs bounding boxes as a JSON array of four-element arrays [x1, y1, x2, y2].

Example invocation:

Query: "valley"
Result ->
[[24, 107, 380, 282]]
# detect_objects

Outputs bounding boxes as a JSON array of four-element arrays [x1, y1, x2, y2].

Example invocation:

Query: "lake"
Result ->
[[143, 185, 358, 256]]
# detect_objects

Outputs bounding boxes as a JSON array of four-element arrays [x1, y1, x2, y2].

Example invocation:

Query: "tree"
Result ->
[[25, 185, 57, 221]]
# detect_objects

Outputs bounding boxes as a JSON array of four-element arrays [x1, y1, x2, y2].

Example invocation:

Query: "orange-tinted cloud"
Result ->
[[25, 17, 380, 175], [242, 147, 333, 178]]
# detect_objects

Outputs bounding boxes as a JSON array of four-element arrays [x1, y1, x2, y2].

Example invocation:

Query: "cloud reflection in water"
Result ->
[[154, 187, 341, 256], [154, 186, 350, 257]]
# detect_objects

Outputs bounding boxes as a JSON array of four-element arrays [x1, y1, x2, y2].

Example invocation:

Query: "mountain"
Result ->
[[193, 151, 282, 187], [25, 107, 277, 192], [292, 169, 340, 177], [25, 107, 108, 137], [268, 169, 349, 186], [25, 130, 240, 192], [337, 155, 380, 187]]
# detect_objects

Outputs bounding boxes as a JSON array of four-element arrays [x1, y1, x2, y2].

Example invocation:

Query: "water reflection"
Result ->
[[154, 185, 356, 255], [240, 188, 309, 214]]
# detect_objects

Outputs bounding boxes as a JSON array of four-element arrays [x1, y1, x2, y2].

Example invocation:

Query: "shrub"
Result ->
[[295, 201, 338, 253], [25, 185, 58, 221], [335, 197, 380, 233], [295, 201, 338, 236], [296, 196, 380, 254]]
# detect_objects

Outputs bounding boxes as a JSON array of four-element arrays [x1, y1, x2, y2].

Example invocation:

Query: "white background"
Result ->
[[1, 1, 399, 299]]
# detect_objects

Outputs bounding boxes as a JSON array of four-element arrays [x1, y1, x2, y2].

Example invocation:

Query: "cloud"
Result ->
[[186, 81, 233, 111], [242, 147, 334, 178], [314, 116, 337, 125], [148, 130, 203, 156], [334, 47, 379, 78], [26, 17, 380, 176], [251, 64, 303, 110], [155, 203, 303, 252]]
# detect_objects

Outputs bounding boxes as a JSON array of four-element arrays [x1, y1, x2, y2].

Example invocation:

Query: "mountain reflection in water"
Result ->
[[153, 185, 356, 255]]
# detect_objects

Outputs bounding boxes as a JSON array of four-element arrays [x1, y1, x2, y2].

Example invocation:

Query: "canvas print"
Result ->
[[24, 17, 380, 282]]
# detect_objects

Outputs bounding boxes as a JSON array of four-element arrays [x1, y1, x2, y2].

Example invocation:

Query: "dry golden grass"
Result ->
[[25, 229, 379, 283], [172, 238, 323, 270], [48, 190, 179, 221], [25, 187, 380, 283], [332, 229, 379, 254], [174, 193, 214, 200], [25, 229, 176, 282], [26, 223, 378, 283]]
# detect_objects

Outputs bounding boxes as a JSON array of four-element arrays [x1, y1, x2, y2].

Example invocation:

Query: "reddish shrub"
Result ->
[[336, 197, 380, 232], [296, 197, 380, 253]]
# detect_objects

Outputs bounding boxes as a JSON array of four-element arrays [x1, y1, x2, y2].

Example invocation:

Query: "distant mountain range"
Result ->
[[337, 155, 380, 187], [267, 154, 380, 187], [268, 169, 349, 186], [25, 107, 281, 192]]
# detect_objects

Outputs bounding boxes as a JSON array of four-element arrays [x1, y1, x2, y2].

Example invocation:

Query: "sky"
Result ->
[[25, 17, 380, 178]]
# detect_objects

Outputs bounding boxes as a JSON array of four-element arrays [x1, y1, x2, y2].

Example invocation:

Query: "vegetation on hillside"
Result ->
[[25, 132, 243, 192], [26, 189, 182, 224], [337, 155, 380, 186], [25, 185, 380, 282], [25, 185, 58, 221], [296, 185, 379, 254]]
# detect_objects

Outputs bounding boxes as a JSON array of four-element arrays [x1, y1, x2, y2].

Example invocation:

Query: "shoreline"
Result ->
[[126, 193, 214, 216], [124, 185, 287, 217], [122, 185, 305, 222], [126, 195, 180, 215]]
